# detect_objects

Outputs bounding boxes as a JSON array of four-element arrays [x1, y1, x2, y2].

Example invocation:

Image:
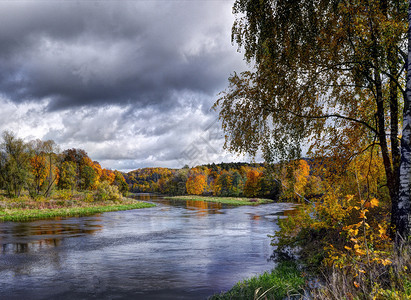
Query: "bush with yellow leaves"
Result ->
[[272, 152, 410, 299]]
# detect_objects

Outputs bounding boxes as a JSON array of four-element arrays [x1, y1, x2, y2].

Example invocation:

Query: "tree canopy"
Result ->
[[215, 0, 410, 238]]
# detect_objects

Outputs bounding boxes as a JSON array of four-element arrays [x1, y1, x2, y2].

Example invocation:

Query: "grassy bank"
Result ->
[[210, 261, 304, 300], [164, 195, 273, 206], [0, 191, 155, 222]]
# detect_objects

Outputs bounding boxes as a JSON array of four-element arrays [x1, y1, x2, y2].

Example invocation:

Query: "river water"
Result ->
[[0, 195, 297, 299]]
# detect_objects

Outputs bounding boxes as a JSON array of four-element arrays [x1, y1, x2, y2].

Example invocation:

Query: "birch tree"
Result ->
[[397, 0, 411, 239], [215, 0, 410, 237]]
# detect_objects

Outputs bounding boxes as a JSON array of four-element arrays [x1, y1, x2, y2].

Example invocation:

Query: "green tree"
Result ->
[[0, 131, 31, 197], [113, 170, 129, 196], [257, 169, 280, 200], [216, 170, 233, 196], [58, 161, 77, 191], [230, 170, 244, 196], [80, 165, 98, 190]]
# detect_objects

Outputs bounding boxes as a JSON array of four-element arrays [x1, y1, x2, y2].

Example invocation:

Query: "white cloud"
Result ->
[[0, 1, 252, 172]]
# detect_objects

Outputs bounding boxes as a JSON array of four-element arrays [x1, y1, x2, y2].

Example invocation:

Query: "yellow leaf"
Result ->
[[359, 210, 368, 219], [355, 248, 366, 256], [378, 225, 386, 236], [346, 195, 354, 201], [344, 246, 352, 250], [358, 269, 366, 274], [354, 281, 360, 288], [370, 198, 379, 208], [381, 259, 392, 266]]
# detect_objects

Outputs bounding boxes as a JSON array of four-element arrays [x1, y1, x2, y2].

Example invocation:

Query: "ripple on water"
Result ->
[[0, 195, 298, 300]]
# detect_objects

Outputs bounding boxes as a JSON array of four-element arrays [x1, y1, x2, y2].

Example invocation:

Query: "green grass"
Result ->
[[209, 261, 304, 300], [0, 202, 155, 222], [164, 195, 273, 206]]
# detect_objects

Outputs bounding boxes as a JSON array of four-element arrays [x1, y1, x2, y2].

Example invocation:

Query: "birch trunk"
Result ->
[[397, 0, 411, 240]]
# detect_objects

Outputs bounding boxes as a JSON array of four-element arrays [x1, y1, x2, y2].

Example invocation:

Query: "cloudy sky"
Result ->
[[0, 0, 253, 172]]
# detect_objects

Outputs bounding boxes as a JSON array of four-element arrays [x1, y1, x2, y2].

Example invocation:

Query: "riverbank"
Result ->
[[210, 261, 305, 299], [0, 191, 155, 222], [164, 195, 273, 206]]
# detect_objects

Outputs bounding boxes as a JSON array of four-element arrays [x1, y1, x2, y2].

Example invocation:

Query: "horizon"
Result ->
[[0, 1, 257, 172]]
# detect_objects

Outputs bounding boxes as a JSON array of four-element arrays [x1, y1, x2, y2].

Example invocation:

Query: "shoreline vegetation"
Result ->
[[210, 261, 304, 300], [0, 191, 155, 222], [164, 195, 273, 206]]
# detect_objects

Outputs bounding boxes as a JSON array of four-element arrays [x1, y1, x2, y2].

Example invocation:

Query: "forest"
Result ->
[[0, 131, 130, 209], [125, 160, 318, 201]]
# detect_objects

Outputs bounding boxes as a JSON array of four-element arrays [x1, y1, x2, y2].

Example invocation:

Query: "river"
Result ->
[[0, 195, 297, 299]]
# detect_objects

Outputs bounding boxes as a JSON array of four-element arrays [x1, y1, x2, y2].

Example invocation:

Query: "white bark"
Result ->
[[397, 0, 411, 239]]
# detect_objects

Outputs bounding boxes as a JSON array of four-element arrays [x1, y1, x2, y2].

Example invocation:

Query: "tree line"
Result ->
[[0, 131, 128, 198], [125, 160, 320, 200]]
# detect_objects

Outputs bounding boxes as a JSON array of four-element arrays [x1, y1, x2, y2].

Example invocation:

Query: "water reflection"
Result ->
[[0, 218, 102, 254], [2, 239, 61, 254], [185, 200, 223, 217], [0, 194, 298, 300]]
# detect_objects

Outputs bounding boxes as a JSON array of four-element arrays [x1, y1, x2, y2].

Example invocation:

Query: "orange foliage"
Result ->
[[186, 174, 207, 195], [244, 169, 261, 197], [92, 161, 103, 180], [101, 169, 115, 184], [294, 159, 310, 197], [30, 155, 49, 188]]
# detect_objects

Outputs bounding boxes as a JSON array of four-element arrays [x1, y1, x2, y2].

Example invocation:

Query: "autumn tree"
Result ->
[[293, 160, 310, 201], [92, 161, 103, 183], [244, 169, 261, 198], [28, 139, 49, 196], [101, 168, 116, 184], [28, 139, 59, 197], [186, 173, 207, 195], [215, 0, 409, 238]]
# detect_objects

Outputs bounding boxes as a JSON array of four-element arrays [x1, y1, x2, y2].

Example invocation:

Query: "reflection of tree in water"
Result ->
[[251, 215, 261, 220], [1, 241, 68, 276], [185, 200, 222, 217], [1, 218, 103, 254], [282, 208, 299, 218], [2, 239, 62, 254]]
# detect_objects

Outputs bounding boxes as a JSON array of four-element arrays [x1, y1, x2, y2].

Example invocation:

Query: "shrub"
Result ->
[[54, 189, 73, 200], [83, 192, 94, 203], [95, 181, 122, 202]]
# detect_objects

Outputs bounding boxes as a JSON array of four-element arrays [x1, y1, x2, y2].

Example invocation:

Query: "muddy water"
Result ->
[[0, 195, 297, 299]]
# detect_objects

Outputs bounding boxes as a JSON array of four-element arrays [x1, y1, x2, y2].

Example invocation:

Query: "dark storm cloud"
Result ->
[[0, 1, 243, 112], [0, 1, 251, 170]]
